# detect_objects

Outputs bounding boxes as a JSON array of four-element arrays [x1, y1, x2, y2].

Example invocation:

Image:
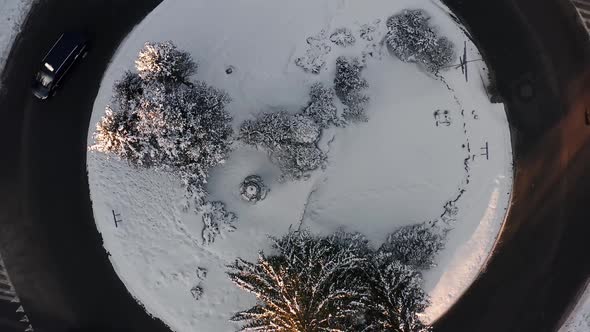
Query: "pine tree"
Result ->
[[228, 230, 371, 332]]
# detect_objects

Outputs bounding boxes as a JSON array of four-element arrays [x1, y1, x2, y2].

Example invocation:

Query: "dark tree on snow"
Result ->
[[379, 223, 444, 270], [271, 144, 326, 181], [302, 82, 341, 129], [239, 111, 325, 180], [364, 254, 431, 332], [334, 56, 369, 123], [385, 10, 456, 73], [112, 70, 143, 113], [135, 41, 197, 83], [228, 230, 371, 332], [91, 41, 233, 206]]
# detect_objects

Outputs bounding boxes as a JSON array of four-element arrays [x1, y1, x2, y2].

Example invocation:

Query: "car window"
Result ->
[[37, 71, 53, 87]]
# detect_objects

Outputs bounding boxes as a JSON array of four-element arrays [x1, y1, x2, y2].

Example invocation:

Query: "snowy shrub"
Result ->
[[334, 56, 370, 123], [364, 254, 431, 332], [135, 41, 197, 83], [380, 223, 444, 270], [330, 28, 356, 47], [295, 31, 331, 74], [334, 56, 368, 103], [239, 111, 296, 148], [239, 111, 325, 180], [303, 82, 341, 129], [227, 230, 371, 332], [385, 9, 456, 73], [359, 22, 379, 41], [272, 144, 327, 181], [91, 42, 233, 207], [201, 201, 237, 245], [342, 99, 370, 123]]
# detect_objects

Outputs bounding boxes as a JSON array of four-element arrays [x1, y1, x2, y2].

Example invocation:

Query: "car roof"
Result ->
[[42, 32, 86, 73]]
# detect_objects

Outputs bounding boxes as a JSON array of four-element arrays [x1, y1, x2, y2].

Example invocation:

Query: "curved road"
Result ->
[[435, 0, 590, 331], [0, 0, 588, 331], [0, 0, 169, 331]]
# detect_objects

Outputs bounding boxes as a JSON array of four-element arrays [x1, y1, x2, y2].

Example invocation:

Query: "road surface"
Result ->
[[434, 0, 590, 331], [0, 0, 169, 331]]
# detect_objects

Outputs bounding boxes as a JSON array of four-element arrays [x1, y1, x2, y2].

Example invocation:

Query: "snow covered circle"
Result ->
[[86, 0, 513, 331]]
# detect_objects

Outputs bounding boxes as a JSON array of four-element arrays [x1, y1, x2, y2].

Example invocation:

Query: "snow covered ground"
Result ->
[[87, 0, 513, 330], [559, 282, 590, 332], [0, 0, 34, 78]]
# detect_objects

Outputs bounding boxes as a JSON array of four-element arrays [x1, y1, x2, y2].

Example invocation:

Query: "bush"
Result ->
[[239, 112, 325, 180], [330, 28, 356, 47], [386, 9, 456, 73], [302, 82, 341, 128], [272, 144, 326, 180], [201, 201, 237, 245], [364, 254, 431, 332], [334, 56, 369, 123], [379, 223, 444, 270]]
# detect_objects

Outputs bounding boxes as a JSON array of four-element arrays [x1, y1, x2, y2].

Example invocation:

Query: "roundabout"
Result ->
[[0, 0, 587, 331], [86, 0, 512, 330]]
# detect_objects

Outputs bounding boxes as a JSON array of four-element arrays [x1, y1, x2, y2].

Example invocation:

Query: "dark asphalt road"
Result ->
[[0, 0, 588, 331], [0, 1, 170, 331]]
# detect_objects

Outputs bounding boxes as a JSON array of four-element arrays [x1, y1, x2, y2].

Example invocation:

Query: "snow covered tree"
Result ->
[[201, 201, 237, 244], [385, 10, 456, 73], [228, 230, 371, 332], [272, 144, 326, 181], [379, 223, 444, 270], [135, 41, 197, 84], [112, 70, 144, 113], [239, 111, 326, 180], [364, 254, 431, 332], [92, 105, 142, 164], [302, 82, 340, 129], [91, 42, 233, 207], [334, 56, 369, 123]]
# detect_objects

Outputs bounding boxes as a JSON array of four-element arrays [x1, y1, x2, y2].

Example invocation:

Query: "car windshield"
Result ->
[[36, 71, 53, 88]]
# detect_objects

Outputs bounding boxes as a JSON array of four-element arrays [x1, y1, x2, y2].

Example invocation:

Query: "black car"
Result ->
[[32, 32, 87, 99]]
